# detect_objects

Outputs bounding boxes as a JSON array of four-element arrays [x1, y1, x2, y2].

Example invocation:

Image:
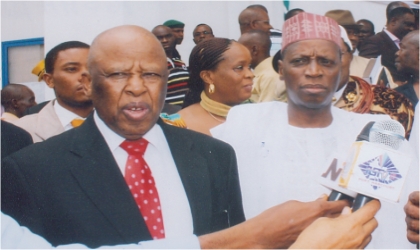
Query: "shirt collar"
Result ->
[[54, 99, 85, 128], [383, 28, 400, 43], [93, 111, 162, 153]]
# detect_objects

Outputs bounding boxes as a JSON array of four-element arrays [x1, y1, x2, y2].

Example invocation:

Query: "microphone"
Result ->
[[339, 120, 411, 211], [327, 122, 375, 204]]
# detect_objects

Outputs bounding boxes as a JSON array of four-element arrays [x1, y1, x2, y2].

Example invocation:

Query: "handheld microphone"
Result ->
[[339, 120, 410, 211], [352, 120, 406, 211], [327, 122, 375, 204]]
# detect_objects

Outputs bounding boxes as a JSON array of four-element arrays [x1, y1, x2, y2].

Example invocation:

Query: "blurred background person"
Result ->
[[192, 24, 214, 44], [238, 30, 285, 103], [359, 1, 415, 85], [1, 83, 37, 122], [152, 25, 189, 108], [163, 19, 185, 59], [394, 30, 419, 107], [357, 19, 375, 49]]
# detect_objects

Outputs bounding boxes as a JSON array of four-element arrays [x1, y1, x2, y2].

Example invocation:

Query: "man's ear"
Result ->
[[11, 99, 19, 109], [43, 73, 55, 89], [278, 60, 285, 81], [251, 45, 258, 56]]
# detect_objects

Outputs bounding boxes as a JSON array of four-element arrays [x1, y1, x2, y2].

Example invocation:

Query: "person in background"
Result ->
[[1, 84, 36, 122], [394, 30, 419, 107], [238, 30, 286, 102], [192, 24, 214, 44], [12, 41, 93, 143], [170, 38, 254, 136], [152, 25, 189, 107], [238, 4, 273, 35], [325, 9, 371, 78], [359, 1, 415, 85], [357, 19, 375, 49], [333, 26, 414, 139], [163, 19, 184, 59]]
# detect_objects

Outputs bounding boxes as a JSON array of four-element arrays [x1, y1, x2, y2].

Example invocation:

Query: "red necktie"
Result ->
[[120, 138, 165, 239]]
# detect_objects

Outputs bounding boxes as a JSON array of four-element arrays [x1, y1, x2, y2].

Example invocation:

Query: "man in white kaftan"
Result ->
[[212, 102, 418, 248], [212, 11, 419, 249]]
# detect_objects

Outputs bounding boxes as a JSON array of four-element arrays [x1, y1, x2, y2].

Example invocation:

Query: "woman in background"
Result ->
[[163, 38, 254, 136]]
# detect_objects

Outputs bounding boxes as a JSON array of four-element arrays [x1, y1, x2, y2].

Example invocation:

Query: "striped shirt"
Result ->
[[166, 57, 189, 106]]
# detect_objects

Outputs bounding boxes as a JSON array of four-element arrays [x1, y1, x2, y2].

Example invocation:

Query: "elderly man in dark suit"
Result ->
[[359, 1, 415, 85]]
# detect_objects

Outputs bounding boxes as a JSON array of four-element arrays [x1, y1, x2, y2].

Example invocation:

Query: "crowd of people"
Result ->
[[1, 1, 419, 249]]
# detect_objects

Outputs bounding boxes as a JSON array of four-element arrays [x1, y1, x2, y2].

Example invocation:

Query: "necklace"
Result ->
[[200, 91, 231, 117], [207, 111, 226, 123]]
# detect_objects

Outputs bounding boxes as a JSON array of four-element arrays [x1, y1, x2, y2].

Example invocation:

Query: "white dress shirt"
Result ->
[[1, 212, 200, 249], [383, 28, 401, 49], [54, 100, 86, 131], [93, 112, 198, 247]]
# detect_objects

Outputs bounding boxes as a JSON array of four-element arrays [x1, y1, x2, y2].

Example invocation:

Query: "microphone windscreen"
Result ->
[[369, 120, 405, 150]]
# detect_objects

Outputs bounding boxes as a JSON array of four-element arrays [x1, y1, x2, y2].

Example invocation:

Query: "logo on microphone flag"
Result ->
[[358, 153, 402, 190], [339, 141, 412, 203]]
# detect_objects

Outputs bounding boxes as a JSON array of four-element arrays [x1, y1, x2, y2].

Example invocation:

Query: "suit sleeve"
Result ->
[[1, 156, 44, 237], [226, 145, 246, 226]]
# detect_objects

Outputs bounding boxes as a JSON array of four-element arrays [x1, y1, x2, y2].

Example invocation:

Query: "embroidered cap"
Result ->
[[282, 12, 341, 51]]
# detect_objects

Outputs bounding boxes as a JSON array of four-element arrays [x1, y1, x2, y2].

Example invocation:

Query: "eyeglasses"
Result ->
[[194, 31, 213, 37]]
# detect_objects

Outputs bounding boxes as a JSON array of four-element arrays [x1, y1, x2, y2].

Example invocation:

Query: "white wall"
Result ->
[[1, 1, 44, 41], [43, 1, 285, 61]]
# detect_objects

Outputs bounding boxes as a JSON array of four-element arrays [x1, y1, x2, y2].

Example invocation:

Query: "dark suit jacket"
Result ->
[[1, 121, 33, 160], [1, 115, 245, 247], [359, 31, 407, 82]]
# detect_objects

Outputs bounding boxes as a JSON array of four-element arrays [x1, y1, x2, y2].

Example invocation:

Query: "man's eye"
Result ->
[[319, 59, 334, 66], [291, 58, 307, 64], [108, 72, 128, 79], [142, 73, 162, 82], [65, 67, 77, 72]]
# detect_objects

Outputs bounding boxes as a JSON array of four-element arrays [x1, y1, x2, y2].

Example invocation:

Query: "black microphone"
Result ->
[[328, 121, 376, 205]]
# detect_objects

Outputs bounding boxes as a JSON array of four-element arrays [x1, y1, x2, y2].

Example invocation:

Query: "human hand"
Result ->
[[290, 199, 380, 249], [245, 194, 349, 249], [404, 191, 419, 245], [198, 195, 348, 249]]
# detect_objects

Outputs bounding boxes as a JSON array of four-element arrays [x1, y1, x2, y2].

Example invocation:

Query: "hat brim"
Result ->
[[342, 24, 363, 30]]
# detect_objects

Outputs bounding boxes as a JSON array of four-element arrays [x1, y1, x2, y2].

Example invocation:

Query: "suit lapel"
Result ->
[[68, 115, 152, 242], [34, 101, 65, 141], [158, 119, 212, 235], [380, 31, 399, 52]]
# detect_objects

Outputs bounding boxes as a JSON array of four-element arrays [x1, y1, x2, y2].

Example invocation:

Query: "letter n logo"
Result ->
[[321, 159, 342, 181]]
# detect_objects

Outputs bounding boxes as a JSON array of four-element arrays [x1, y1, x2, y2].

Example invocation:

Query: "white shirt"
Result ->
[[212, 101, 417, 249], [93, 112, 197, 243], [383, 28, 401, 49], [1, 212, 199, 249], [54, 100, 86, 131]]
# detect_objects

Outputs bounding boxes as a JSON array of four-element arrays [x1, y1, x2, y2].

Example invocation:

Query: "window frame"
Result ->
[[2, 37, 44, 88]]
